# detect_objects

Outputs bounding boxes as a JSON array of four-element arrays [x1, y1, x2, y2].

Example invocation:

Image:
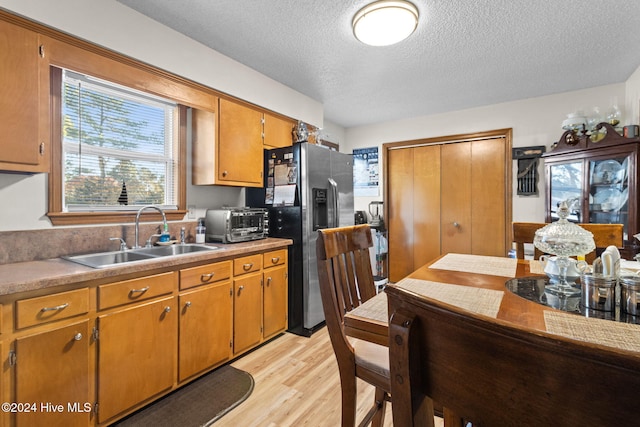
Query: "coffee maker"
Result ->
[[368, 201, 385, 231]]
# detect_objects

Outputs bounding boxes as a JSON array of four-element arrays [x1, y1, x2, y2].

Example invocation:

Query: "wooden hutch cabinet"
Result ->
[[543, 123, 640, 257]]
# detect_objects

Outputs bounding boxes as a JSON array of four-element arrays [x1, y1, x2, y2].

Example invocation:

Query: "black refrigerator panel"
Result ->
[[246, 143, 353, 337], [267, 206, 306, 335]]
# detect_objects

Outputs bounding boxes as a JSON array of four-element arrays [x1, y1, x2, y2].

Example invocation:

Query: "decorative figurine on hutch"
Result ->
[[534, 201, 595, 297]]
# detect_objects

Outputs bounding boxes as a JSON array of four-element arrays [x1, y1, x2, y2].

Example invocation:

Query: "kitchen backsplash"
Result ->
[[0, 222, 198, 264]]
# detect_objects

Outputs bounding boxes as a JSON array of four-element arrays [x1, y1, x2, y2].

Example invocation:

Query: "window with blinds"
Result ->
[[61, 69, 178, 211]]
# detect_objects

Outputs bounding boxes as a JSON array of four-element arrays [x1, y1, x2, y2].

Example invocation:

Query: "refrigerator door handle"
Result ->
[[328, 178, 339, 227]]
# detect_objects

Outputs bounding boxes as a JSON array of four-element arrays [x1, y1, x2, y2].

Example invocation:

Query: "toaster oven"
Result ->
[[204, 207, 268, 243]]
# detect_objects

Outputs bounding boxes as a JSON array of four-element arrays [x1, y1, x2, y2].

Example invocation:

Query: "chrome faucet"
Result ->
[[134, 205, 168, 249], [110, 237, 128, 251]]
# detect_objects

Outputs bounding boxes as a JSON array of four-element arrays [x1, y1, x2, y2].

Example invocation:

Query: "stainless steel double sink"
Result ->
[[63, 244, 220, 269]]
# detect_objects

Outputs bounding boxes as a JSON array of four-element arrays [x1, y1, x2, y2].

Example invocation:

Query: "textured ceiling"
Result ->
[[116, 0, 640, 128]]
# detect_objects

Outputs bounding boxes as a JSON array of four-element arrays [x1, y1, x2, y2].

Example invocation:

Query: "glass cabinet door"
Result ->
[[549, 161, 583, 222], [589, 155, 630, 239]]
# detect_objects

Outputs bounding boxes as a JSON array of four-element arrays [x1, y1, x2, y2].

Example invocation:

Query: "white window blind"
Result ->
[[62, 69, 178, 211]]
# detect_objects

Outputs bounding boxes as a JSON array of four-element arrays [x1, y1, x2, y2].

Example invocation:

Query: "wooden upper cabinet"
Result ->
[[192, 98, 263, 187], [263, 112, 294, 149], [192, 104, 217, 186], [218, 98, 264, 187], [0, 18, 50, 173], [193, 98, 295, 187]]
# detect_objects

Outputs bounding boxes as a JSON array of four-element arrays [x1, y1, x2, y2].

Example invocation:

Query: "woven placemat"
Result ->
[[529, 260, 545, 274], [349, 292, 388, 323], [544, 310, 640, 353], [395, 278, 504, 318], [429, 253, 517, 277], [349, 279, 505, 322]]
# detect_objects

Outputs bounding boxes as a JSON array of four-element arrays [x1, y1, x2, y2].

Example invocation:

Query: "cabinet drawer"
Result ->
[[263, 249, 287, 269], [98, 272, 176, 310], [233, 254, 262, 276], [180, 260, 232, 290], [16, 288, 90, 329]]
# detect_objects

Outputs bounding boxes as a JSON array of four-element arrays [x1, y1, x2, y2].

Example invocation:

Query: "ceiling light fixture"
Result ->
[[352, 0, 419, 47]]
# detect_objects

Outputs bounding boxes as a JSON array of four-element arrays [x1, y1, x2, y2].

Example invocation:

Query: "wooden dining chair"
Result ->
[[316, 224, 391, 427], [386, 284, 640, 426], [512, 222, 623, 263]]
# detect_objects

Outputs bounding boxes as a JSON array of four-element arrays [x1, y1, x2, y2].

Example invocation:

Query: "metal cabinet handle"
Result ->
[[266, 277, 272, 287], [74, 333, 82, 341], [222, 170, 228, 177], [201, 272, 215, 282], [271, 257, 280, 264], [453, 222, 460, 228], [41, 303, 69, 312], [328, 178, 339, 227], [163, 306, 171, 313], [243, 263, 253, 271], [130, 286, 150, 294], [185, 301, 192, 308]]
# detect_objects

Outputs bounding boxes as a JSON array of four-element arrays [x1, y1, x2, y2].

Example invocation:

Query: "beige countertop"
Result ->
[[0, 238, 292, 297]]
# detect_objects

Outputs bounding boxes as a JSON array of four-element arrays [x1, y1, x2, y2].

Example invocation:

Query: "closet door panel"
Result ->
[[471, 138, 506, 256], [413, 144, 441, 266], [388, 148, 415, 282], [441, 142, 472, 254]]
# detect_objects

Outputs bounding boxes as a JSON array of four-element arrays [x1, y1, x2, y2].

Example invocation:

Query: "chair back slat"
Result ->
[[317, 224, 392, 427], [317, 225, 376, 337]]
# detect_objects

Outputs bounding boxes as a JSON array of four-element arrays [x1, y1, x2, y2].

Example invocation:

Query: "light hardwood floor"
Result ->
[[218, 327, 444, 426]]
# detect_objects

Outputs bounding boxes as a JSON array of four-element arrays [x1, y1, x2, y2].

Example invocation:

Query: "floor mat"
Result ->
[[111, 365, 254, 426]]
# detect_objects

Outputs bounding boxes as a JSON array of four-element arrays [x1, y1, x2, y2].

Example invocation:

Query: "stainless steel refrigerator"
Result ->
[[246, 143, 354, 336]]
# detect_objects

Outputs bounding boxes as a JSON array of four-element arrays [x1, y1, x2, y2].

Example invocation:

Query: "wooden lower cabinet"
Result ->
[[2, 244, 289, 426], [97, 296, 177, 423], [14, 320, 91, 427], [178, 282, 232, 382], [233, 273, 263, 355], [263, 264, 287, 339]]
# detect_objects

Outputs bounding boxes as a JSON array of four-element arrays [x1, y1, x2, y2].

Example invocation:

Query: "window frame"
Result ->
[[48, 65, 187, 225], [41, 32, 220, 225], [61, 69, 180, 213]]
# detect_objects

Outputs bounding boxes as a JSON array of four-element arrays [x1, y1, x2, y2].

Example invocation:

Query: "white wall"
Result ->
[[0, 0, 324, 231], [625, 65, 640, 126], [342, 83, 628, 223], [0, 0, 638, 231]]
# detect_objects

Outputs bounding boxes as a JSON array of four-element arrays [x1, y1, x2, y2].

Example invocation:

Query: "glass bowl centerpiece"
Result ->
[[533, 202, 595, 296]]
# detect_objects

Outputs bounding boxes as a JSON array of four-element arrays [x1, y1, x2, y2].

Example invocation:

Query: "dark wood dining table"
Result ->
[[344, 253, 640, 352], [344, 255, 549, 346]]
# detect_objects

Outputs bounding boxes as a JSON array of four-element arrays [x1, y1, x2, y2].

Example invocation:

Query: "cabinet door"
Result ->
[[15, 320, 90, 427], [263, 113, 293, 148], [548, 160, 583, 222], [179, 282, 232, 382], [263, 265, 287, 339], [97, 297, 177, 423], [413, 145, 441, 268], [218, 98, 264, 186], [0, 19, 49, 172], [233, 273, 262, 354], [589, 154, 631, 238], [470, 137, 506, 257], [441, 142, 472, 254], [388, 147, 416, 282]]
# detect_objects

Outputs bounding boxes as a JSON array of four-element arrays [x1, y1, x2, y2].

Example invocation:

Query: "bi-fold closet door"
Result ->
[[387, 136, 509, 282]]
